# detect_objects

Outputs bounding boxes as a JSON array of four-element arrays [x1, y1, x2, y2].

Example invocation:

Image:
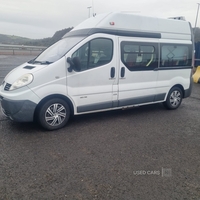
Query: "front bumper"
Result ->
[[0, 96, 37, 122]]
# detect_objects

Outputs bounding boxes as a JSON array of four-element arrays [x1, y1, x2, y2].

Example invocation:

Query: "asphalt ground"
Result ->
[[0, 55, 200, 199]]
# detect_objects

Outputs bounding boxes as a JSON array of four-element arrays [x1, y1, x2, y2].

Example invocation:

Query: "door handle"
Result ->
[[110, 67, 115, 78], [121, 67, 125, 78]]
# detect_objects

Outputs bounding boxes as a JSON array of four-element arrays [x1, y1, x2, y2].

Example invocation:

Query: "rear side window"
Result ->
[[160, 44, 192, 67], [121, 41, 158, 71], [72, 38, 113, 72]]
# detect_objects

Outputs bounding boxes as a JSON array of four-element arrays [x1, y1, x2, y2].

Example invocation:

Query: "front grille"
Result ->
[[4, 83, 11, 91]]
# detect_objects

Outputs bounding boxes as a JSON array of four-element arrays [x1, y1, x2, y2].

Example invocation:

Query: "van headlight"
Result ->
[[10, 74, 33, 91]]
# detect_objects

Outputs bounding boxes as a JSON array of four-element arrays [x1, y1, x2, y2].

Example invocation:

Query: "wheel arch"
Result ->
[[169, 84, 184, 97], [34, 94, 74, 120]]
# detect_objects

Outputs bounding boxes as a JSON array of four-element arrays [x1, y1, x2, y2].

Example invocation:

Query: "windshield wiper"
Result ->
[[28, 59, 35, 64]]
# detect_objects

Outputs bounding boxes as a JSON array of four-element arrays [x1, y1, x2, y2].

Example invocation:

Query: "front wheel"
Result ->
[[38, 98, 70, 130], [163, 87, 183, 110]]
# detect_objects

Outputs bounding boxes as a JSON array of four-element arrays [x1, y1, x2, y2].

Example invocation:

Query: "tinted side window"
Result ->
[[160, 44, 192, 67], [121, 41, 158, 71], [72, 38, 113, 72]]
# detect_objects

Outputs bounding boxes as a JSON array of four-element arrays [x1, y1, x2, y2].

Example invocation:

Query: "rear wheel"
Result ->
[[163, 87, 183, 110], [38, 98, 70, 130]]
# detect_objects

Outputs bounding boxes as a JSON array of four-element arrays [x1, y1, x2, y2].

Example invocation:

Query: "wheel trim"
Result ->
[[45, 103, 66, 126], [169, 90, 181, 107]]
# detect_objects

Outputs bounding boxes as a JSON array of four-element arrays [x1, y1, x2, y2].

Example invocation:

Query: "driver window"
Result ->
[[72, 38, 113, 72]]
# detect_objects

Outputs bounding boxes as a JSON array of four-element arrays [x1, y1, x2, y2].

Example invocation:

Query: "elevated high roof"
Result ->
[[66, 12, 192, 41]]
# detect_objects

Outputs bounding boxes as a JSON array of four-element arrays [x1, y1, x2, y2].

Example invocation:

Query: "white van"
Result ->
[[0, 12, 194, 130]]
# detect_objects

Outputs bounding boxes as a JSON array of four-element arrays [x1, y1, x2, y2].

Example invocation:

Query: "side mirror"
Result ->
[[67, 57, 81, 72], [72, 57, 81, 72]]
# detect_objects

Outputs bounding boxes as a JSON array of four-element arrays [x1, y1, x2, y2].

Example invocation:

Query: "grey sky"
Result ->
[[0, 0, 199, 39]]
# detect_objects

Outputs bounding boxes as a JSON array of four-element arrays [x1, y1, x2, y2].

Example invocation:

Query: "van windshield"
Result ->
[[29, 37, 84, 64]]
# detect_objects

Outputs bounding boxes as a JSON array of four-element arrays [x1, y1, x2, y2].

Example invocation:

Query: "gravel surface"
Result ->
[[0, 55, 200, 200]]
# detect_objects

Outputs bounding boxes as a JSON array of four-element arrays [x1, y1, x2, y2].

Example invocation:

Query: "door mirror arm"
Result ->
[[67, 57, 74, 72]]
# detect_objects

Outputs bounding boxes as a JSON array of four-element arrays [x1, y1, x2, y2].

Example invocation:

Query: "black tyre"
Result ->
[[38, 98, 70, 130], [163, 87, 183, 110]]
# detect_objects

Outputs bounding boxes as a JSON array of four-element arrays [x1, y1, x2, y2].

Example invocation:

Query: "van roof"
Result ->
[[65, 12, 192, 41]]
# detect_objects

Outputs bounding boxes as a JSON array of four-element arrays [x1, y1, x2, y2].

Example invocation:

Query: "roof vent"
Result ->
[[168, 16, 186, 21]]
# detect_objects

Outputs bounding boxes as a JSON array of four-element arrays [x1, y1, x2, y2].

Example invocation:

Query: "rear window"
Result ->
[[160, 44, 192, 67]]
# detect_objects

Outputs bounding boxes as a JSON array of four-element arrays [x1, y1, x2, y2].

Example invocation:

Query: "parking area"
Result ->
[[0, 55, 200, 199]]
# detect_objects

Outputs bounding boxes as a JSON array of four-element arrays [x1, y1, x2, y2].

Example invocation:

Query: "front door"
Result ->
[[67, 35, 118, 114], [118, 37, 160, 107]]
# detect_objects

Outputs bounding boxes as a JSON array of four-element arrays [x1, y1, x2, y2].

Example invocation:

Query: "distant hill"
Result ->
[[0, 27, 73, 47], [0, 34, 32, 45]]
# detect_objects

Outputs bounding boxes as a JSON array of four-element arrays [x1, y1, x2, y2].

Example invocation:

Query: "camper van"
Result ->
[[0, 12, 194, 130]]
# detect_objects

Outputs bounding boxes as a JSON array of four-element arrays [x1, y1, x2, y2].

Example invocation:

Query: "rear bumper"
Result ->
[[184, 76, 193, 98]]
